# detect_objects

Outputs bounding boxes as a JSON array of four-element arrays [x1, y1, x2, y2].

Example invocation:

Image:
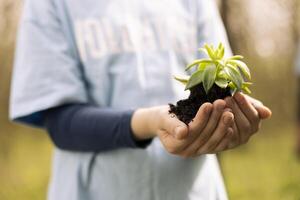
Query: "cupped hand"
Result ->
[[131, 92, 271, 157], [224, 92, 272, 148], [155, 100, 234, 158]]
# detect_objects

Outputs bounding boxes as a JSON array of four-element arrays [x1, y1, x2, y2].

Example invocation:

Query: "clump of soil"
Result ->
[[169, 83, 231, 124]]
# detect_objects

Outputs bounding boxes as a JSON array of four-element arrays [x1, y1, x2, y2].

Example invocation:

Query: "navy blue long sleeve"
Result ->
[[44, 104, 152, 152]]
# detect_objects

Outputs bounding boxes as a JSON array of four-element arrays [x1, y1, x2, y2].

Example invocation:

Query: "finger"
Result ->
[[225, 97, 252, 143], [157, 129, 181, 154], [212, 127, 234, 153], [179, 101, 227, 157], [160, 111, 188, 140], [196, 111, 234, 154], [253, 105, 272, 119], [174, 125, 189, 140], [228, 122, 240, 149], [158, 103, 213, 156], [157, 103, 212, 156], [191, 100, 226, 147], [157, 129, 189, 154], [171, 103, 213, 156], [245, 95, 272, 119], [188, 103, 213, 135], [234, 92, 260, 127], [195, 99, 226, 140]]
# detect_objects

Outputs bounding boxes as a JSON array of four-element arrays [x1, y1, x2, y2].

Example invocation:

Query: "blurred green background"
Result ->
[[0, 0, 300, 199]]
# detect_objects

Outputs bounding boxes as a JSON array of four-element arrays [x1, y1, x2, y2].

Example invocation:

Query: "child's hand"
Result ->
[[224, 92, 272, 149], [145, 101, 235, 157], [131, 93, 271, 157]]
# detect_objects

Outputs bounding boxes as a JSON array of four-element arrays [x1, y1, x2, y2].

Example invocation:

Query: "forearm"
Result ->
[[44, 104, 153, 152], [131, 106, 162, 140]]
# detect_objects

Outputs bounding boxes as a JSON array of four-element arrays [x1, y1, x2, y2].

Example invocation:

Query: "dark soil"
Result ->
[[169, 83, 231, 124]]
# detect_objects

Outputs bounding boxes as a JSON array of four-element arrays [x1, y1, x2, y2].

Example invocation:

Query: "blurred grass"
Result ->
[[222, 124, 300, 200], [1, 123, 300, 200], [0, 126, 51, 200]]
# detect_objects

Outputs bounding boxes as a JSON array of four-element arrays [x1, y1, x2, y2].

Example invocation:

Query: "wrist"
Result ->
[[131, 107, 159, 140]]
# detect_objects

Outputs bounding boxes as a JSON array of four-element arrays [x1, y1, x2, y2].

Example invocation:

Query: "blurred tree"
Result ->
[[220, 0, 298, 129], [0, 0, 22, 130]]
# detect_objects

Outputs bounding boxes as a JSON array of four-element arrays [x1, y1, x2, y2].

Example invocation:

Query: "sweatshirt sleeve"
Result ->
[[9, 0, 88, 127], [44, 104, 152, 152]]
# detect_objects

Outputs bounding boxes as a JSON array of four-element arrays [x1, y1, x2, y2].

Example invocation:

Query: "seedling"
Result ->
[[169, 43, 252, 124]]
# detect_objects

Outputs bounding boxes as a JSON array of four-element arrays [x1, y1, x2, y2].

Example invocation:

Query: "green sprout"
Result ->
[[174, 43, 252, 94]]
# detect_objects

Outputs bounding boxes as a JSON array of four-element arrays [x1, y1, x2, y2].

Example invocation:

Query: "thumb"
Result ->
[[161, 114, 188, 140], [174, 125, 189, 140]]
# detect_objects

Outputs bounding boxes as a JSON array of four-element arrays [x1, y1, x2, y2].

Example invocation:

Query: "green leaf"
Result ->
[[217, 43, 223, 51], [198, 47, 207, 54], [198, 63, 206, 71], [218, 70, 229, 79], [224, 65, 243, 89], [227, 63, 240, 73], [243, 82, 253, 87], [228, 82, 238, 94], [242, 86, 251, 94], [219, 46, 225, 59], [174, 75, 189, 85], [185, 59, 213, 71], [241, 82, 252, 94], [216, 60, 226, 68], [215, 77, 228, 88], [228, 55, 244, 60], [204, 44, 216, 60], [228, 82, 236, 90], [202, 64, 217, 93], [185, 70, 203, 90], [216, 43, 225, 59], [228, 60, 251, 79]]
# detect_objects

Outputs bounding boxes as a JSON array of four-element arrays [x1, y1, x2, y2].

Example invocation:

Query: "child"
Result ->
[[10, 0, 271, 199]]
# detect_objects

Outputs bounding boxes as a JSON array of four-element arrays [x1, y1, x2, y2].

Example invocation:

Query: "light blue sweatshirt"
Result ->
[[10, 0, 231, 199]]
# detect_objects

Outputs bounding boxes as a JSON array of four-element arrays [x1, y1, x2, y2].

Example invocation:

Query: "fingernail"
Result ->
[[224, 97, 231, 105], [234, 93, 241, 100], [218, 103, 225, 111], [223, 115, 233, 126], [235, 93, 245, 105], [205, 105, 212, 114]]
